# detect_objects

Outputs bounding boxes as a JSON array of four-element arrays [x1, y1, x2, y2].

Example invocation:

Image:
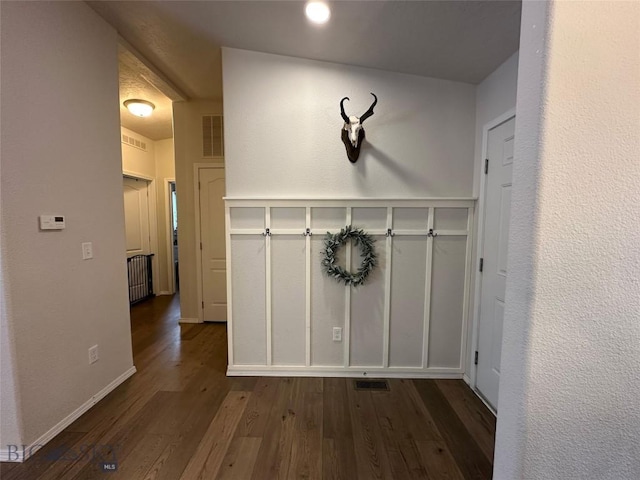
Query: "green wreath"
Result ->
[[321, 225, 377, 286]]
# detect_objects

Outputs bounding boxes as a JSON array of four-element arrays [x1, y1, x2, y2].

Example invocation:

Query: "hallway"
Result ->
[[1, 295, 495, 479]]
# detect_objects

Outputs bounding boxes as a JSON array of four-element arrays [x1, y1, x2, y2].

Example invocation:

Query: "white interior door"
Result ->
[[199, 167, 227, 321], [476, 116, 515, 410], [123, 176, 151, 256]]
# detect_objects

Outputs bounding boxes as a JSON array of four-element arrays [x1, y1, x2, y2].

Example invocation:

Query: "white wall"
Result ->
[[0, 1, 134, 453], [173, 100, 223, 321], [223, 49, 477, 375], [223, 48, 476, 198], [495, 1, 640, 478], [155, 138, 176, 294], [121, 126, 157, 179], [466, 53, 519, 377], [0, 239, 23, 450], [473, 52, 519, 199]]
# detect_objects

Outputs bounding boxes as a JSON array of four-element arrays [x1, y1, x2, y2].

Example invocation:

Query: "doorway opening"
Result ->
[[471, 110, 516, 413], [195, 165, 227, 322], [169, 180, 179, 293], [118, 39, 179, 305], [123, 175, 157, 305]]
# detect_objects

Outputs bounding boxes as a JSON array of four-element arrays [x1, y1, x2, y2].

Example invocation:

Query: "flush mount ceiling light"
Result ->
[[124, 99, 155, 117], [305, 1, 331, 24]]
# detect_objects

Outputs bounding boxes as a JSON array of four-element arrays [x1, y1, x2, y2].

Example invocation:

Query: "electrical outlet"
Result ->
[[88, 345, 99, 364], [82, 242, 93, 260], [332, 327, 342, 342]]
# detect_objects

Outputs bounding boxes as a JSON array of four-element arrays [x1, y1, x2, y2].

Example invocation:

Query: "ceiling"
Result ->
[[118, 46, 174, 140], [92, 0, 522, 140]]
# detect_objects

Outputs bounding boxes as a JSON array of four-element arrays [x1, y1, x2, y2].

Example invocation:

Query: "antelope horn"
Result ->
[[359, 93, 378, 123], [340, 97, 350, 123]]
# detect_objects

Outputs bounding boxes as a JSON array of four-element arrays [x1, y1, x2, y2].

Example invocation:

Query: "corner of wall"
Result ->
[[0, 246, 24, 453], [172, 100, 224, 321], [493, 1, 549, 477], [1, 0, 134, 450], [466, 50, 520, 380]]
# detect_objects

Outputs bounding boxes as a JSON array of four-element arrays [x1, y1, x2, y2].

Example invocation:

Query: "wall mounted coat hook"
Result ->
[[340, 92, 377, 163]]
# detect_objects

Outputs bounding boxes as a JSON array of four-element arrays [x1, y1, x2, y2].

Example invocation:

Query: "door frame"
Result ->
[[194, 163, 225, 323], [164, 178, 176, 294], [123, 171, 160, 297], [469, 108, 516, 409]]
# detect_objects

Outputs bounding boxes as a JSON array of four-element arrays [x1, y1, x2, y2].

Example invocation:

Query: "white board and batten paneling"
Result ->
[[225, 198, 474, 378]]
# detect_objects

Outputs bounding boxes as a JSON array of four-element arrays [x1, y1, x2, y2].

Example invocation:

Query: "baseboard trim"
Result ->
[[463, 374, 471, 386], [227, 366, 463, 379], [0, 366, 136, 463], [179, 317, 201, 324], [473, 387, 498, 417], [157, 291, 172, 296]]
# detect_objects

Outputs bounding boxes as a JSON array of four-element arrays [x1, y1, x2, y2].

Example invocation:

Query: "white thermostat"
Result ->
[[40, 215, 65, 230]]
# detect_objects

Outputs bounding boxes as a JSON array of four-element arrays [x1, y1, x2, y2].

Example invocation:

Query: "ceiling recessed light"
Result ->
[[305, 1, 330, 25], [124, 99, 155, 117]]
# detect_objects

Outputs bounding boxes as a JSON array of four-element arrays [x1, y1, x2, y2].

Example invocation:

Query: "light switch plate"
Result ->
[[332, 327, 342, 342], [82, 242, 93, 260], [88, 345, 99, 364]]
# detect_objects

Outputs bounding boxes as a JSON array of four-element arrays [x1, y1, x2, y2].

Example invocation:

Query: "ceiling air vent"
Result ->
[[202, 115, 224, 158], [121, 133, 147, 152]]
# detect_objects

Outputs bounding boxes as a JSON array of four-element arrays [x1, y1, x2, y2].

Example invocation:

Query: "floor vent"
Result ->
[[354, 379, 389, 391]]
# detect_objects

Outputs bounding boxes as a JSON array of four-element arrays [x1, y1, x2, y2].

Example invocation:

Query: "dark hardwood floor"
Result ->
[[1, 295, 495, 479]]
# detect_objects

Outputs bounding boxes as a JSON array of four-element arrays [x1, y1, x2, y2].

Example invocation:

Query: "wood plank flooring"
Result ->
[[1, 295, 495, 479]]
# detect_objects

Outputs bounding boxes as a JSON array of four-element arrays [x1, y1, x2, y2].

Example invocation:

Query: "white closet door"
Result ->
[[199, 167, 227, 321], [476, 116, 516, 410], [123, 176, 150, 256]]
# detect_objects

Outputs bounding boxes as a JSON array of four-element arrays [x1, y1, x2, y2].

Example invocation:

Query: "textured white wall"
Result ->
[[121, 127, 157, 179], [495, 1, 640, 478], [223, 49, 477, 375], [0, 2, 134, 447], [0, 240, 23, 449], [473, 52, 519, 199], [466, 53, 519, 377], [173, 100, 223, 321], [223, 48, 476, 198], [155, 138, 176, 294]]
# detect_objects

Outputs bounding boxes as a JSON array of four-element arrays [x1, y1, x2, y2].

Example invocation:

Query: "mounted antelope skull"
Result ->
[[340, 93, 377, 163]]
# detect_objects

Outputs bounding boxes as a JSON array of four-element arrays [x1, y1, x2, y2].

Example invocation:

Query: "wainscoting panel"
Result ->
[[349, 234, 386, 367], [310, 236, 345, 366], [271, 207, 305, 229], [229, 207, 264, 229], [352, 207, 387, 229], [434, 207, 469, 230], [393, 207, 430, 229], [230, 235, 266, 365], [310, 207, 346, 230], [225, 198, 474, 377], [271, 236, 306, 365], [389, 237, 427, 367], [428, 236, 468, 368]]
